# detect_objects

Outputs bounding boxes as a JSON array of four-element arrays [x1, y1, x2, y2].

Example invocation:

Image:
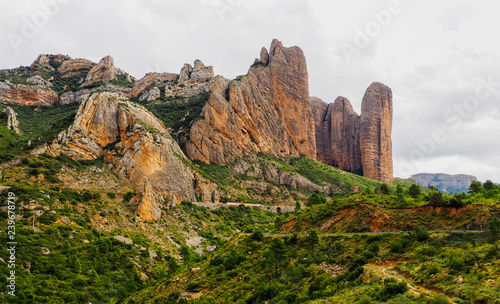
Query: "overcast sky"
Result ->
[[1, 0, 499, 182]]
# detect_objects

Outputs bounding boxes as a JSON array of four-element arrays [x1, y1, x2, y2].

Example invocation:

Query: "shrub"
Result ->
[[358, 295, 372, 304], [415, 226, 430, 242], [376, 278, 408, 300], [38, 212, 58, 225], [429, 295, 451, 304], [107, 192, 116, 199]]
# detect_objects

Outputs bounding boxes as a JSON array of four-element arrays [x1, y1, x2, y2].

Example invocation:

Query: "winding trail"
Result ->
[[364, 261, 457, 303]]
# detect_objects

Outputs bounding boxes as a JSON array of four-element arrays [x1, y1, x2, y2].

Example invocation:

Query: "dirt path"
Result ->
[[364, 261, 456, 303]]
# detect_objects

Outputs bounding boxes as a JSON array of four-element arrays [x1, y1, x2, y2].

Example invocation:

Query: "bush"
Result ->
[[38, 212, 58, 225], [376, 278, 408, 301], [429, 295, 451, 304], [415, 226, 430, 242], [107, 192, 116, 199], [358, 295, 372, 304]]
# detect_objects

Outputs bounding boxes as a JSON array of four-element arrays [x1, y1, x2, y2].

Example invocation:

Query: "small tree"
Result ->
[[408, 184, 421, 198], [295, 201, 301, 212], [483, 180, 494, 191], [274, 216, 284, 229], [468, 181, 482, 194], [428, 191, 444, 206], [306, 193, 326, 207], [487, 216, 500, 242], [270, 238, 287, 276], [379, 183, 391, 195], [415, 225, 430, 242], [306, 229, 320, 260], [396, 184, 404, 195], [179, 245, 191, 266], [294, 215, 303, 231]]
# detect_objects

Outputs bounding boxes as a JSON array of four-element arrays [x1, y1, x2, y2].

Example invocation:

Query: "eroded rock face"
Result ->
[[0, 80, 58, 106], [2, 106, 20, 134], [41, 91, 216, 221], [311, 83, 393, 182], [185, 39, 316, 164], [58, 58, 96, 77], [165, 60, 214, 98], [311, 96, 361, 172], [139, 87, 161, 102], [360, 82, 393, 183], [83, 56, 117, 86]]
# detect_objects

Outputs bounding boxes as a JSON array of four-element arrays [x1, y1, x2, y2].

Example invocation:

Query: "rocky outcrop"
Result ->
[[82, 56, 117, 86], [59, 89, 91, 105], [311, 83, 392, 182], [0, 80, 58, 106], [129, 72, 178, 99], [410, 173, 477, 194], [2, 106, 20, 134], [185, 39, 317, 165], [58, 58, 96, 77], [41, 91, 217, 221], [139, 87, 161, 102], [27, 76, 52, 87], [165, 60, 214, 98], [360, 82, 393, 183], [30, 54, 70, 71], [311, 96, 361, 172]]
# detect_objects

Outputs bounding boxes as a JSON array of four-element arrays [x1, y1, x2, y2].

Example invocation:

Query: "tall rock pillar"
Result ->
[[360, 82, 393, 183]]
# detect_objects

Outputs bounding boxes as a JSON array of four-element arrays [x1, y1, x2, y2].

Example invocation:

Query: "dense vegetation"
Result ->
[[138, 91, 210, 141]]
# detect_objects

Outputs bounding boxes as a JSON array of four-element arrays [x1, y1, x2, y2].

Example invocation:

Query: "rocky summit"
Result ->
[[185, 39, 317, 165]]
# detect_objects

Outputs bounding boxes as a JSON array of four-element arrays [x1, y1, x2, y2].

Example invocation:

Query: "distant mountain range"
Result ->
[[410, 173, 478, 194]]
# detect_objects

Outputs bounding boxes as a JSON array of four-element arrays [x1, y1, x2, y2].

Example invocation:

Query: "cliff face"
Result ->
[[0, 80, 59, 106], [360, 82, 393, 183], [311, 96, 362, 172], [410, 173, 477, 194], [185, 39, 317, 165], [41, 92, 218, 221], [311, 83, 392, 182]]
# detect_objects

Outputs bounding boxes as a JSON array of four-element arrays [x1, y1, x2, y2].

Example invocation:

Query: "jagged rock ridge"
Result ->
[[1, 39, 393, 185], [185, 39, 317, 165]]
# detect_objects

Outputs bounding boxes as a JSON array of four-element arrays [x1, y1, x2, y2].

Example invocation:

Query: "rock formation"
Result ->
[[82, 55, 117, 86], [0, 80, 59, 106], [2, 106, 20, 134], [311, 83, 392, 182], [311, 96, 362, 172], [165, 60, 214, 97], [360, 82, 393, 183], [185, 39, 317, 164], [58, 58, 96, 77], [139, 87, 161, 102], [41, 91, 218, 221]]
